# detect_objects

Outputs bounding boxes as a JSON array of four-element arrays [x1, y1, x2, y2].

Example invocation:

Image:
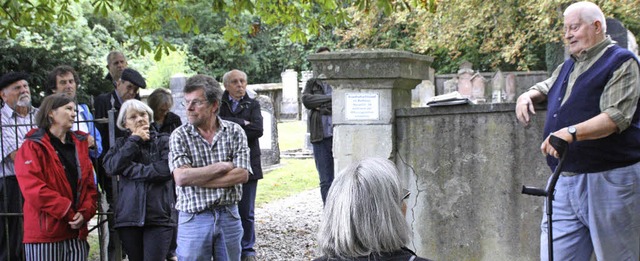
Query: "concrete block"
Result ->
[[333, 124, 394, 174]]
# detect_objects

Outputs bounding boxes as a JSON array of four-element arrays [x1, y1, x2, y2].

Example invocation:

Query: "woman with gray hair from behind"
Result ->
[[314, 157, 433, 261]]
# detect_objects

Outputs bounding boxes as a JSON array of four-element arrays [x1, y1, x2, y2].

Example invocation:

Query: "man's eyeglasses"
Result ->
[[402, 188, 411, 200], [181, 99, 208, 108]]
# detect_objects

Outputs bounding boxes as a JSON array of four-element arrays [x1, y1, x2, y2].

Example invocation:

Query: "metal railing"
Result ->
[[0, 103, 121, 261]]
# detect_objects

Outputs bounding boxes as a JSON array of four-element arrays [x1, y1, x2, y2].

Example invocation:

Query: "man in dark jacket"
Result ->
[[302, 47, 334, 204], [105, 51, 128, 87], [94, 68, 147, 192], [219, 69, 263, 261]]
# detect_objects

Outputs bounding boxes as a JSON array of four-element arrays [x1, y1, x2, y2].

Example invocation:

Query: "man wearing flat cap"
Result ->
[[95, 67, 146, 159], [93, 68, 146, 261], [0, 71, 38, 261]]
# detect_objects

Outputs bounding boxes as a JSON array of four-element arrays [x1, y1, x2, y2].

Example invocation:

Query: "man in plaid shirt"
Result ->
[[169, 74, 252, 261]]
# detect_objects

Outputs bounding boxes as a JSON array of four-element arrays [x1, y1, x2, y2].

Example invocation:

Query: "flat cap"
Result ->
[[0, 72, 30, 90], [120, 68, 146, 88]]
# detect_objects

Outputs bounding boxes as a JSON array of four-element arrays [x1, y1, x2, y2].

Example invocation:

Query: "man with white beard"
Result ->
[[0, 72, 37, 261]]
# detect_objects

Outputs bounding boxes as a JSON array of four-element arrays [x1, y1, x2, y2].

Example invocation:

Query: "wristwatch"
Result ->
[[567, 125, 577, 142]]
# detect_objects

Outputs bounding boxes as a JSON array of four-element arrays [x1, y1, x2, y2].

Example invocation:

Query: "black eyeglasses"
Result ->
[[402, 188, 411, 200]]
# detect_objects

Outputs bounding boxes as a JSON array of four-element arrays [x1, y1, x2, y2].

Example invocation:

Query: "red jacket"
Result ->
[[15, 128, 98, 243]]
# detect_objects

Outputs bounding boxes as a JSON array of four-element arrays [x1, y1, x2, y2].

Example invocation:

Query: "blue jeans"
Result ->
[[540, 162, 640, 261], [176, 205, 243, 261], [239, 180, 258, 257], [311, 137, 334, 204]]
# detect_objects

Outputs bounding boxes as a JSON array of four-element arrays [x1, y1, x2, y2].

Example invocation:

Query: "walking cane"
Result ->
[[521, 135, 568, 261]]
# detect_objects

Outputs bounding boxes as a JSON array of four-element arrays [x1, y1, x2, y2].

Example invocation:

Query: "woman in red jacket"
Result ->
[[15, 93, 98, 261]]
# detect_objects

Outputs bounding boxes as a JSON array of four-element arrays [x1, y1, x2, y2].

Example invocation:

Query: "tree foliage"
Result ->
[[0, 5, 120, 105], [336, 0, 640, 73], [1, 0, 438, 59]]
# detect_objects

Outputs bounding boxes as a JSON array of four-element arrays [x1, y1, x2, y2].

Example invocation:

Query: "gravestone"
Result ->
[[281, 69, 299, 119], [169, 73, 188, 122], [471, 73, 486, 103], [607, 18, 628, 49], [413, 80, 435, 107], [443, 77, 458, 94], [457, 62, 474, 98], [505, 73, 517, 102], [491, 70, 504, 103], [256, 95, 280, 166], [300, 70, 314, 151], [628, 31, 638, 54]]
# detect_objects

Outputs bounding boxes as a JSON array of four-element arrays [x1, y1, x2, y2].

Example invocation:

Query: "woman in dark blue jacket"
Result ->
[[103, 99, 175, 261]]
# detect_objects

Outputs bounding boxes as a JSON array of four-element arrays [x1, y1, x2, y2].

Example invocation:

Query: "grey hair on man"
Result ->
[[317, 157, 410, 259], [183, 74, 223, 109], [116, 99, 154, 130], [222, 69, 248, 86], [106, 51, 126, 64], [564, 1, 607, 33]]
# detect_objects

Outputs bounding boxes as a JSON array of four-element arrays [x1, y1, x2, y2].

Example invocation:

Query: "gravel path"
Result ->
[[88, 188, 323, 261], [254, 188, 323, 260]]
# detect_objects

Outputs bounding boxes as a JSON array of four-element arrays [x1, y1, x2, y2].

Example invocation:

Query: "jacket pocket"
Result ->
[[38, 211, 54, 235]]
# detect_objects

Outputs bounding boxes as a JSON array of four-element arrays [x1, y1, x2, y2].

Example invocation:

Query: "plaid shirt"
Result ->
[[1, 104, 38, 178], [169, 116, 252, 213]]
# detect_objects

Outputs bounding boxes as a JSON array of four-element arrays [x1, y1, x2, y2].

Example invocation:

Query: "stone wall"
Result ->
[[395, 103, 548, 260]]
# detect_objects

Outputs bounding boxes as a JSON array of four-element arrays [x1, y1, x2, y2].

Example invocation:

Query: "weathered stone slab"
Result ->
[[256, 95, 280, 167]]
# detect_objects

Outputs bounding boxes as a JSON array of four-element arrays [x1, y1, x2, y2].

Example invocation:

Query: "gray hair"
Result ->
[[106, 51, 126, 64], [564, 1, 607, 33], [116, 99, 154, 131], [317, 157, 410, 258], [183, 74, 223, 111], [222, 69, 248, 87]]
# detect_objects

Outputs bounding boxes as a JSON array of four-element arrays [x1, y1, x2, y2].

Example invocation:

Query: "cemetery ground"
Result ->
[[87, 120, 322, 260]]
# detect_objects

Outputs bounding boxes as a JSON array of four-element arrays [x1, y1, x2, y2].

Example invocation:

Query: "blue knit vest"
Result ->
[[543, 45, 640, 173]]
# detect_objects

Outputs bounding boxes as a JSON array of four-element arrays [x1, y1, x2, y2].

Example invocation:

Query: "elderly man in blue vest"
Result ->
[[515, 2, 640, 260]]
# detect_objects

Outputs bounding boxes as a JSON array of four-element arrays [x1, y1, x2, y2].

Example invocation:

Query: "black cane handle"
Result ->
[[549, 135, 568, 158]]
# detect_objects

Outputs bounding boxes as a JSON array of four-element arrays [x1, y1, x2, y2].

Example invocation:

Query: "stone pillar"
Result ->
[[280, 69, 299, 119], [308, 49, 433, 173], [170, 73, 188, 122]]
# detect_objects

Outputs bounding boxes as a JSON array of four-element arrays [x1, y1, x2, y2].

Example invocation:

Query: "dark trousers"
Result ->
[[0, 177, 23, 261], [117, 226, 173, 261], [239, 179, 258, 257], [95, 160, 119, 261], [311, 137, 334, 204]]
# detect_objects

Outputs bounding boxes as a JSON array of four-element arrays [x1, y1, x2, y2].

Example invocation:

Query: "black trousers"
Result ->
[[117, 225, 173, 261], [0, 177, 23, 261]]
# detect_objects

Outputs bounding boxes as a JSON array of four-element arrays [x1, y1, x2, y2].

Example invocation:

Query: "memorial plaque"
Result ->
[[345, 93, 379, 120]]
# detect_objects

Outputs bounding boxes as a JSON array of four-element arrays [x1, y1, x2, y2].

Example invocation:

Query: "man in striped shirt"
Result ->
[[169, 74, 251, 261], [0, 71, 37, 261]]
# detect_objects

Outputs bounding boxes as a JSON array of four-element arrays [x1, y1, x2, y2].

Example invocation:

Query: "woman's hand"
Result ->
[[132, 125, 151, 141], [87, 135, 96, 149], [68, 212, 85, 229]]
